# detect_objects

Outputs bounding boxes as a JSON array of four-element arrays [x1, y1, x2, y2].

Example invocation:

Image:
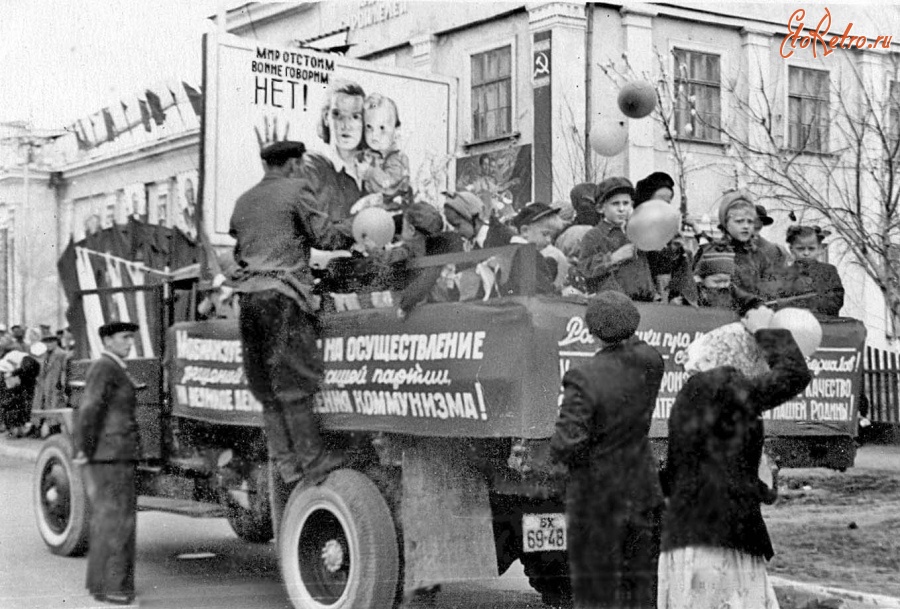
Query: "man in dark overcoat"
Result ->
[[74, 321, 141, 605], [229, 140, 353, 487], [549, 291, 665, 608]]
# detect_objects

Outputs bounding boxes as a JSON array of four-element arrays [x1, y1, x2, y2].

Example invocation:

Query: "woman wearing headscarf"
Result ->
[[658, 305, 812, 609], [549, 291, 666, 608]]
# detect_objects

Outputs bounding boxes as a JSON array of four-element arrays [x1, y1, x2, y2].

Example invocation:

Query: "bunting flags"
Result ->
[[138, 99, 152, 132], [72, 121, 90, 151], [145, 89, 166, 125], [182, 82, 203, 117], [102, 108, 118, 143]]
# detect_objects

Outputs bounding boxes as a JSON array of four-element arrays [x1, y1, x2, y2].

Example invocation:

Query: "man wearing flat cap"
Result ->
[[75, 321, 141, 605], [229, 140, 353, 491], [753, 203, 788, 268], [549, 291, 665, 609], [31, 330, 69, 437]]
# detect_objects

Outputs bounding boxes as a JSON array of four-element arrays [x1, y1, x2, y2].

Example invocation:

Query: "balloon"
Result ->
[[617, 81, 657, 119], [352, 207, 396, 249], [590, 117, 628, 157], [768, 307, 823, 358], [625, 199, 681, 251]]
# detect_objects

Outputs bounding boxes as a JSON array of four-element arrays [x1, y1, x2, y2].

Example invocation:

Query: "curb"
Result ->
[[0, 437, 42, 462], [771, 576, 900, 608]]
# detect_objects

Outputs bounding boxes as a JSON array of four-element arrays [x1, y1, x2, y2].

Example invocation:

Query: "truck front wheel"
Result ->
[[33, 434, 90, 556], [279, 469, 400, 609], [522, 552, 572, 608]]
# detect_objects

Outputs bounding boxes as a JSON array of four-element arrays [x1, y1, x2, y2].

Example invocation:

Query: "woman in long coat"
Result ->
[[658, 308, 812, 608], [549, 291, 665, 608]]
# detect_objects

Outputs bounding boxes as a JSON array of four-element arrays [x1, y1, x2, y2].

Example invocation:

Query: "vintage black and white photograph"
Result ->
[[1, 2, 899, 608]]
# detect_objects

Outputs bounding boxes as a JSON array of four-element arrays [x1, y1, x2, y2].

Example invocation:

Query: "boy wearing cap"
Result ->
[[549, 291, 665, 609], [510, 202, 564, 294], [578, 177, 657, 301], [75, 321, 141, 606]]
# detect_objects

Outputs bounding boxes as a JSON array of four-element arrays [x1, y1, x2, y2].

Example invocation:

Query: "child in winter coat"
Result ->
[[774, 225, 845, 316], [578, 177, 657, 301]]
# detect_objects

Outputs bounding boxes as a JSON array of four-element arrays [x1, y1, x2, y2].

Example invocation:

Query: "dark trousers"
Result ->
[[238, 290, 326, 481], [85, 462, 136, 599], [567, 493, 661, 609]]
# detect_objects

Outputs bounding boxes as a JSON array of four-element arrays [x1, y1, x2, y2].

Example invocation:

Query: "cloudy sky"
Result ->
[[0, 0, 224, 128]]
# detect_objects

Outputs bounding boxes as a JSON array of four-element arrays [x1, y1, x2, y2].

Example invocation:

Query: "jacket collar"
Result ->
[[101, 350, 128, 370]]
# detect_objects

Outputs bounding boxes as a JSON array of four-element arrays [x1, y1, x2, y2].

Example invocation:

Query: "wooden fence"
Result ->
[[864, 346, 900, 424]]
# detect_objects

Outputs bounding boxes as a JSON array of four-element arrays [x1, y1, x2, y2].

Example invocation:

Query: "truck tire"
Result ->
[[521, 552, 572, 608], [226, 463, 273, 543], [33, 434, 90, 556], [279, 469, 400, 609]]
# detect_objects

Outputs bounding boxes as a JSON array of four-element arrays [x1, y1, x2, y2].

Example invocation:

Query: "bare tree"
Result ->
[[715, 54, 900, 331], [599, 51, 709, 216]]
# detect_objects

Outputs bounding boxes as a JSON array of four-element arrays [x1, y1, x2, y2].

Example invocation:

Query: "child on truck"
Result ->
[[773, 225, 845, 317], [510, 202, 564, 295], [577, 177, 657, 301]]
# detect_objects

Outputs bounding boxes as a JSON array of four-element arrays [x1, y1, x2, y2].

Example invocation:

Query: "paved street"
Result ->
[[3, 438, 900, 608], [0, 455, 543, 609]]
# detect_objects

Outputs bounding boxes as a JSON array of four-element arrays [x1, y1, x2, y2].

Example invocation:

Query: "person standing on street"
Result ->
[[549, 291, 665, 608], [229, 140, 353, 489], [74, 321, 141, 606]]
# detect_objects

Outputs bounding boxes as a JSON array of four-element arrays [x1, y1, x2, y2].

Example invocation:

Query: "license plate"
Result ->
[[522, 513, 567, 552]]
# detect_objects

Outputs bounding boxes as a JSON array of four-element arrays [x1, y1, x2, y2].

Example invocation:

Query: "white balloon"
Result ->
[[625, 199, 681, 251], [352, 207, 396, 249], [590, 117, 628, 157], [769, 307, 824, 358]]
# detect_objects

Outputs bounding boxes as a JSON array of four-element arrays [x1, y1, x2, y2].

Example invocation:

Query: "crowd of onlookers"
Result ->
[[0, 324, 73, 439]]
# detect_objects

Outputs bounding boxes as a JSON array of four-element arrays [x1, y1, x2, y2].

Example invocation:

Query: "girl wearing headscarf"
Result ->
[[658, 306, 812, 609]]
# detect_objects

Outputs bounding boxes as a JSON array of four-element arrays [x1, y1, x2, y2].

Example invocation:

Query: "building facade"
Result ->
[[2, 2, 899, 348]]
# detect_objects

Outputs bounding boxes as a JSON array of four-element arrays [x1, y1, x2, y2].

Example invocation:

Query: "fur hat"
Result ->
[[683, 322, 770, 377], [585, 291, 641, 343], [634, 172, 675, 205]]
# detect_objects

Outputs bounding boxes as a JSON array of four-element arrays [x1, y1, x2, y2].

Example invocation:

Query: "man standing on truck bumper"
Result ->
[[229, 140, 353, 486], [74, 321, 141, 606], [549, 291, 665, 608]]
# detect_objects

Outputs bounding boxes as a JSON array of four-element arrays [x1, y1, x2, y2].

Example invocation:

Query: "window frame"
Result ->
[[786, 65, 831, 154], [466, 37, 517, 145], [671, 46, 723, 144]]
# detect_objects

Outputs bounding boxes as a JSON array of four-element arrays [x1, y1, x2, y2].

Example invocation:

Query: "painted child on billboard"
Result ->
[[357, 93, 412, 210]]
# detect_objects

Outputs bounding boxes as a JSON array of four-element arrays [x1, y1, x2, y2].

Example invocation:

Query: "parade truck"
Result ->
[[31, 33, 867, 609]]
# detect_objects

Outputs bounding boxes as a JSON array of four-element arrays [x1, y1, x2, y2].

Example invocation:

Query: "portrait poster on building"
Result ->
[[124, 182, 147, 221], [176, 170, 199, 239], [455, 144, 532, 222], [202, 33, 457, 244]]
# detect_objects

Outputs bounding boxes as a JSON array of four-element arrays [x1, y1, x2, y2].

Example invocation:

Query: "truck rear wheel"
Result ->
[[226, 463, 273, 543], [279, 469, 400, 609], [33, 434, 90, 556]]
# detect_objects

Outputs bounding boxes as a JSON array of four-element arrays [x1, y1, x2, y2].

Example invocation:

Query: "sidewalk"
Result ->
[[5, 433, 900, 608]]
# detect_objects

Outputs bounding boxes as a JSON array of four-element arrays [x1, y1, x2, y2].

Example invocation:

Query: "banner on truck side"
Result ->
[[201, 33, 457, 245], [170, 301, 866, 439]]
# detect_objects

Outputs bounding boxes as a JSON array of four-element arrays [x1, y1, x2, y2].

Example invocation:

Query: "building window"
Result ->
[[673, 48, 721, 142], [471, 45, 512, 141], [788, 67, 830, 153], [157, 191, 169, 227]]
